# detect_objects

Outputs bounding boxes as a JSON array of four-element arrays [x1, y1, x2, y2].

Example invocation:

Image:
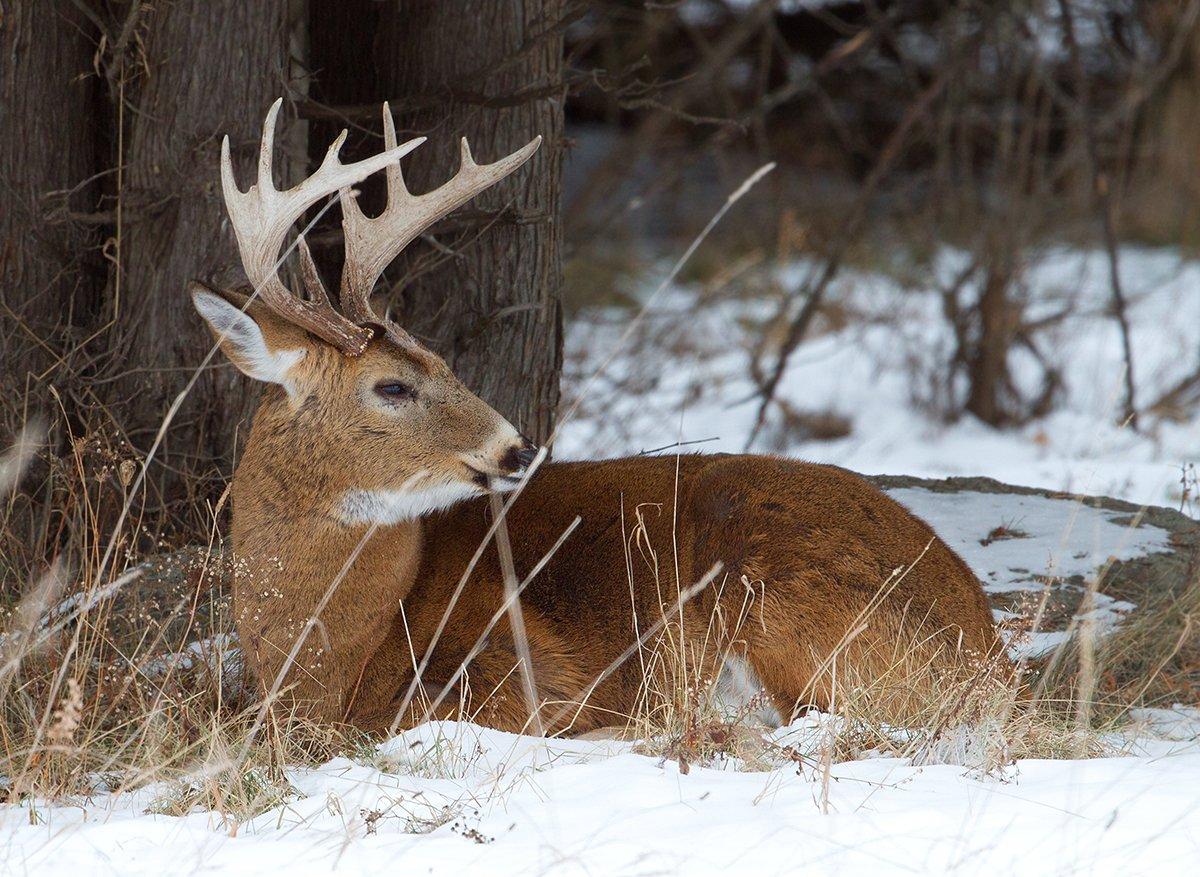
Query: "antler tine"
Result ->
[[220, 98, 422, 354], [338, 104, 542, 327], [337, 103, 425, 326], [296, 236, 333, 309]]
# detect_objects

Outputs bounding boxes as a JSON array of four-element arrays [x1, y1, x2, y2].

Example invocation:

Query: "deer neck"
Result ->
[[229, 440, 426, 718]]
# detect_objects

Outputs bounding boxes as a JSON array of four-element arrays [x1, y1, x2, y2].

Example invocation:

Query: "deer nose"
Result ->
[[516, 438, 538, 469], [501, 437, 538, 474]]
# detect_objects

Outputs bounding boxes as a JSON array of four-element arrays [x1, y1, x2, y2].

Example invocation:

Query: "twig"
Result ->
[[410, 513, 582, 731], [490, 492, 545, 736], [551, 163, 776, 446], [637, 437, 720, 456]]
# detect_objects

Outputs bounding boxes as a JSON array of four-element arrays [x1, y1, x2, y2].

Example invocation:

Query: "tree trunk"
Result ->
[[356, 0, 565, 444], [0, 1, 100, 427], [102, 0, 290, 504], [965, 253, 1017, 427], [1127, 7, 1200, 245]]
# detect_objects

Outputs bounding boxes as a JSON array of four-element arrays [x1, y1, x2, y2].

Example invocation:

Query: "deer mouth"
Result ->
[[466, 466, 524, 493], [489, 472, 524, 492]]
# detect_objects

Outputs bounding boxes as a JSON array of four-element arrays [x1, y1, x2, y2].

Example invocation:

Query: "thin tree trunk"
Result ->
[[102, 1, 290, 502], [0, 1, 100, 423], [965, 255, 1015, 427], [374, 0, 565, 444]]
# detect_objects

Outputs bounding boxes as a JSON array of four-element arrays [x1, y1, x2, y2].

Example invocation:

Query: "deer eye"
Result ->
[[374, 381, 418, 402]]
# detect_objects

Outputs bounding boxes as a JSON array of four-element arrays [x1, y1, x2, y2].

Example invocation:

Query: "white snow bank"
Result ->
[[888, 488, 1172, 591], [5, 718, 1200, 876]]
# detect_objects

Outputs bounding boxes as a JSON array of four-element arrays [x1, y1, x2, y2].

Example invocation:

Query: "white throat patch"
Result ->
[[336, 482, 482, 526]]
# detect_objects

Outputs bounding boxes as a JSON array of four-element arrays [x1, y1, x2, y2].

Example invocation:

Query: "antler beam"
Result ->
[[338, 103, 541, 334], [220, 98, 422, 353]]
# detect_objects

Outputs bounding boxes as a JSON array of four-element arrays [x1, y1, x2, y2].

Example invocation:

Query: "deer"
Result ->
[[192, 99, 1006, 737]]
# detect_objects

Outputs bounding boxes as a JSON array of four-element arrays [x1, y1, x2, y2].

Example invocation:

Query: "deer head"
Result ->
[[193, 99, 540, 525]]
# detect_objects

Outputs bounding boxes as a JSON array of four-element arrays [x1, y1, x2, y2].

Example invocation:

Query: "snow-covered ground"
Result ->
[[887, 485, 1172, 657], [557, 247, 1200, 516], [5, 714, 1200, 876]]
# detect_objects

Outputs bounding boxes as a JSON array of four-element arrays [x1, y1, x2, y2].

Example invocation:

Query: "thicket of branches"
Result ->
[[565, 0, 1200, 431]]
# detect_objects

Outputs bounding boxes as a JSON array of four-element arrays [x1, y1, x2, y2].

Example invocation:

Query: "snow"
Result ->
[[139, 632, 243, 687], [682, 0, 841, 27], [5, 717, 1200, 875], [887, 489, 1172, 593], [1127, 705, 1200, 742], [887, 486, 1170, 656], [557, 247, 1200, 515]]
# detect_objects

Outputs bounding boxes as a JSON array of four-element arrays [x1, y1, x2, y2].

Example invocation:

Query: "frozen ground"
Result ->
[[5, 714, 1200, 876], [886, 485, 1172, 656], [557, 247, 1200, 516]]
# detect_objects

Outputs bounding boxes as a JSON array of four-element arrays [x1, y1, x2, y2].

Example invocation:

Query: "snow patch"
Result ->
[[887, 487, 1172, 656], [4, 717, 1200, 875]]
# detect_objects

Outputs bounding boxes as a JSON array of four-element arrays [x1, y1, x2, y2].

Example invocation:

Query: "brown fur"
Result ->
[[201, 294, 1004, 736]]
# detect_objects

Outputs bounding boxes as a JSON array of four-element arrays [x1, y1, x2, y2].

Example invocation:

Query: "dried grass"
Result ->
[[617, 505, 1181, 780], [0, 417, 367, 831]]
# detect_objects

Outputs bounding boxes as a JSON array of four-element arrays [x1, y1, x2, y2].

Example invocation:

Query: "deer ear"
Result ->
[[190, 282, 306, 390]]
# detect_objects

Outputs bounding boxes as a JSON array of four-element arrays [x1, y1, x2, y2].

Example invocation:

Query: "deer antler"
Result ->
[[221, 99, 540, 356], [219, 98, 423, 354], [338, 103, 541, 344]]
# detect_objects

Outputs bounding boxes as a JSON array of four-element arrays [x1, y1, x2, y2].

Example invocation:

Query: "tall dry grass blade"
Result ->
[[489, 491, 544, 735], [550, 163, 775, 445], [0, 560, 68, 697], [545, 561, 723, 735], [389, 449, 549, 734]]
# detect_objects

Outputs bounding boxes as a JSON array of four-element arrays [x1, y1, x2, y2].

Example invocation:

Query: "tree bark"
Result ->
[[365, 0, 565, 444], [964, 266, 1011, 427], [102, 0, 290, 500], [1127, 5, 1200, 244], [0, 1, 100, 425]]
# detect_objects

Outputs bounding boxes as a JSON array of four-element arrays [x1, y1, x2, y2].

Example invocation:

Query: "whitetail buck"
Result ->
[[194, 100, 1004, 736]]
